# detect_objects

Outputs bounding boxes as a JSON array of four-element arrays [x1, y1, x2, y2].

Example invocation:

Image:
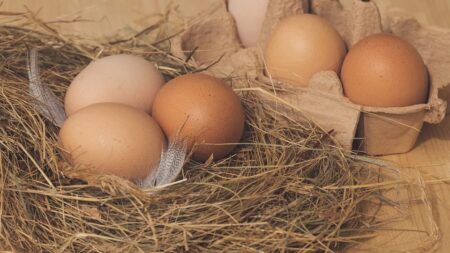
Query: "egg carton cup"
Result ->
[[171, 0, 449, 155]]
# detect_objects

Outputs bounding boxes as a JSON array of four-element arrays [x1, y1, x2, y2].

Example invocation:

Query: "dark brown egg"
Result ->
[[152, 73, 245, 161]]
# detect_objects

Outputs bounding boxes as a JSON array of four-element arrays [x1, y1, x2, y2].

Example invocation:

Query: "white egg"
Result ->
[[65, 54, 165, 116], [228, 0, 269, 48]]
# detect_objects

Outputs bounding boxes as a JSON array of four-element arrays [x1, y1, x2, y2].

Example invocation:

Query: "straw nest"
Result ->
[[0, 17, 382, 253]]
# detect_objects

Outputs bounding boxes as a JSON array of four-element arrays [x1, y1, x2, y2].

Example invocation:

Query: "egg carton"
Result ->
[[171, 0, 450, 155]]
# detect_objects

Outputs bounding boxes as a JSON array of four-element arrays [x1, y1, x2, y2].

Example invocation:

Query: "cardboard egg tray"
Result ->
[[171, 0, 450, 155]]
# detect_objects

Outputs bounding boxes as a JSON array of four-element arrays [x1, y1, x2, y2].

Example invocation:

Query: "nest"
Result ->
[[0, 17, 383, 253]]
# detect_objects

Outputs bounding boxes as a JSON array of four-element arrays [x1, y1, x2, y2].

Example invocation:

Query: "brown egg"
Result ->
[[59, 103, 165, 180], [341, 33, 429, 107], [65, 54, 165, 116], [265, 14, 347, 86], [152, 73, 245, 161]]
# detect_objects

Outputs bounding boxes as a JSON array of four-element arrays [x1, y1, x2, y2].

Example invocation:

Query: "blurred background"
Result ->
[[2, 0, 450, 39]]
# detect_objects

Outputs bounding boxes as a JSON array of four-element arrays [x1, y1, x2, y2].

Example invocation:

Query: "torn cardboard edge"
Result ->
[[170, 0, 449, 156]]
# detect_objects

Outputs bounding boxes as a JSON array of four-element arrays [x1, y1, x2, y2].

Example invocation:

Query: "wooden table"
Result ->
[[2, 1, 450, 252]]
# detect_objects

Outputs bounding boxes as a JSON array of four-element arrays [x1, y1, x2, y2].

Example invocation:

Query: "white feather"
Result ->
[[27, 48, 66, 127], [139, 138, 187, 188], [27, 48, 186, 189]]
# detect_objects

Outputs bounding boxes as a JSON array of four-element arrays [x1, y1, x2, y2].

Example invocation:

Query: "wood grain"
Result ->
[[366, 2, 450, 252], [1, 0, 450, 252]]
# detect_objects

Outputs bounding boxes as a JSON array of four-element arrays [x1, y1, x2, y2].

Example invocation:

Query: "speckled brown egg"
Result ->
[[65, 54, 165, 116], [152, 73, 245, 162], [341, 33, 429, 107], [59, 103, 165, 180], [265, 14, 347, 86]]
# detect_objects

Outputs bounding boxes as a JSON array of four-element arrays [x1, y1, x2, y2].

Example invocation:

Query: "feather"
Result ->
[[139, 138, 187, 188], [27, 48, 66, 127], [26, 48, 186, 188]]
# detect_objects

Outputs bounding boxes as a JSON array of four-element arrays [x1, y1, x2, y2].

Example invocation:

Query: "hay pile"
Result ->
[[0, 17, 381, 253]]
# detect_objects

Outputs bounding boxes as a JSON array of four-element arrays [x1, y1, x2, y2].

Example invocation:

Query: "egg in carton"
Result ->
[[312, 0, 449, 155], [171, 0, 449, 155]]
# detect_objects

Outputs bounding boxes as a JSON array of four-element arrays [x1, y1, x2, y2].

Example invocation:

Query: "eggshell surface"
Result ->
[[65, 54, 165, 115], [228, 0, 269, 47], [265, 14, 347, 86], [152, 73, 245, 162], [59, 103, 165, 180], [341, 33, 429, 107]]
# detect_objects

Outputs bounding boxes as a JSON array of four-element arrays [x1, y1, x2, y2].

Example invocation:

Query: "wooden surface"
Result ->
[[2, 0, 450, 252]]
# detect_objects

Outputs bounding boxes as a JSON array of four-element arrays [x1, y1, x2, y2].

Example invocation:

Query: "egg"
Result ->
[[264, 14, 347, 86], [59, 103, 165, 180], [152, 73, 245, 162], [65, 54, 165, 116], [341, 33, 429, 107], [228, 0, 269, 47]]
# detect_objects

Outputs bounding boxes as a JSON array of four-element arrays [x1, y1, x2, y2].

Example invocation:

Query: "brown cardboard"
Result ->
[[257, 71, 361, 150], [170, 0, 449, 155], [312, 0, 447, 155], [382, 10, 450, 115], [311, 0, 383, 47]]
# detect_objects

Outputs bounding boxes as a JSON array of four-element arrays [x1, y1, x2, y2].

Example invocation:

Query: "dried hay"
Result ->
[[0, 12, 384, 253]]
